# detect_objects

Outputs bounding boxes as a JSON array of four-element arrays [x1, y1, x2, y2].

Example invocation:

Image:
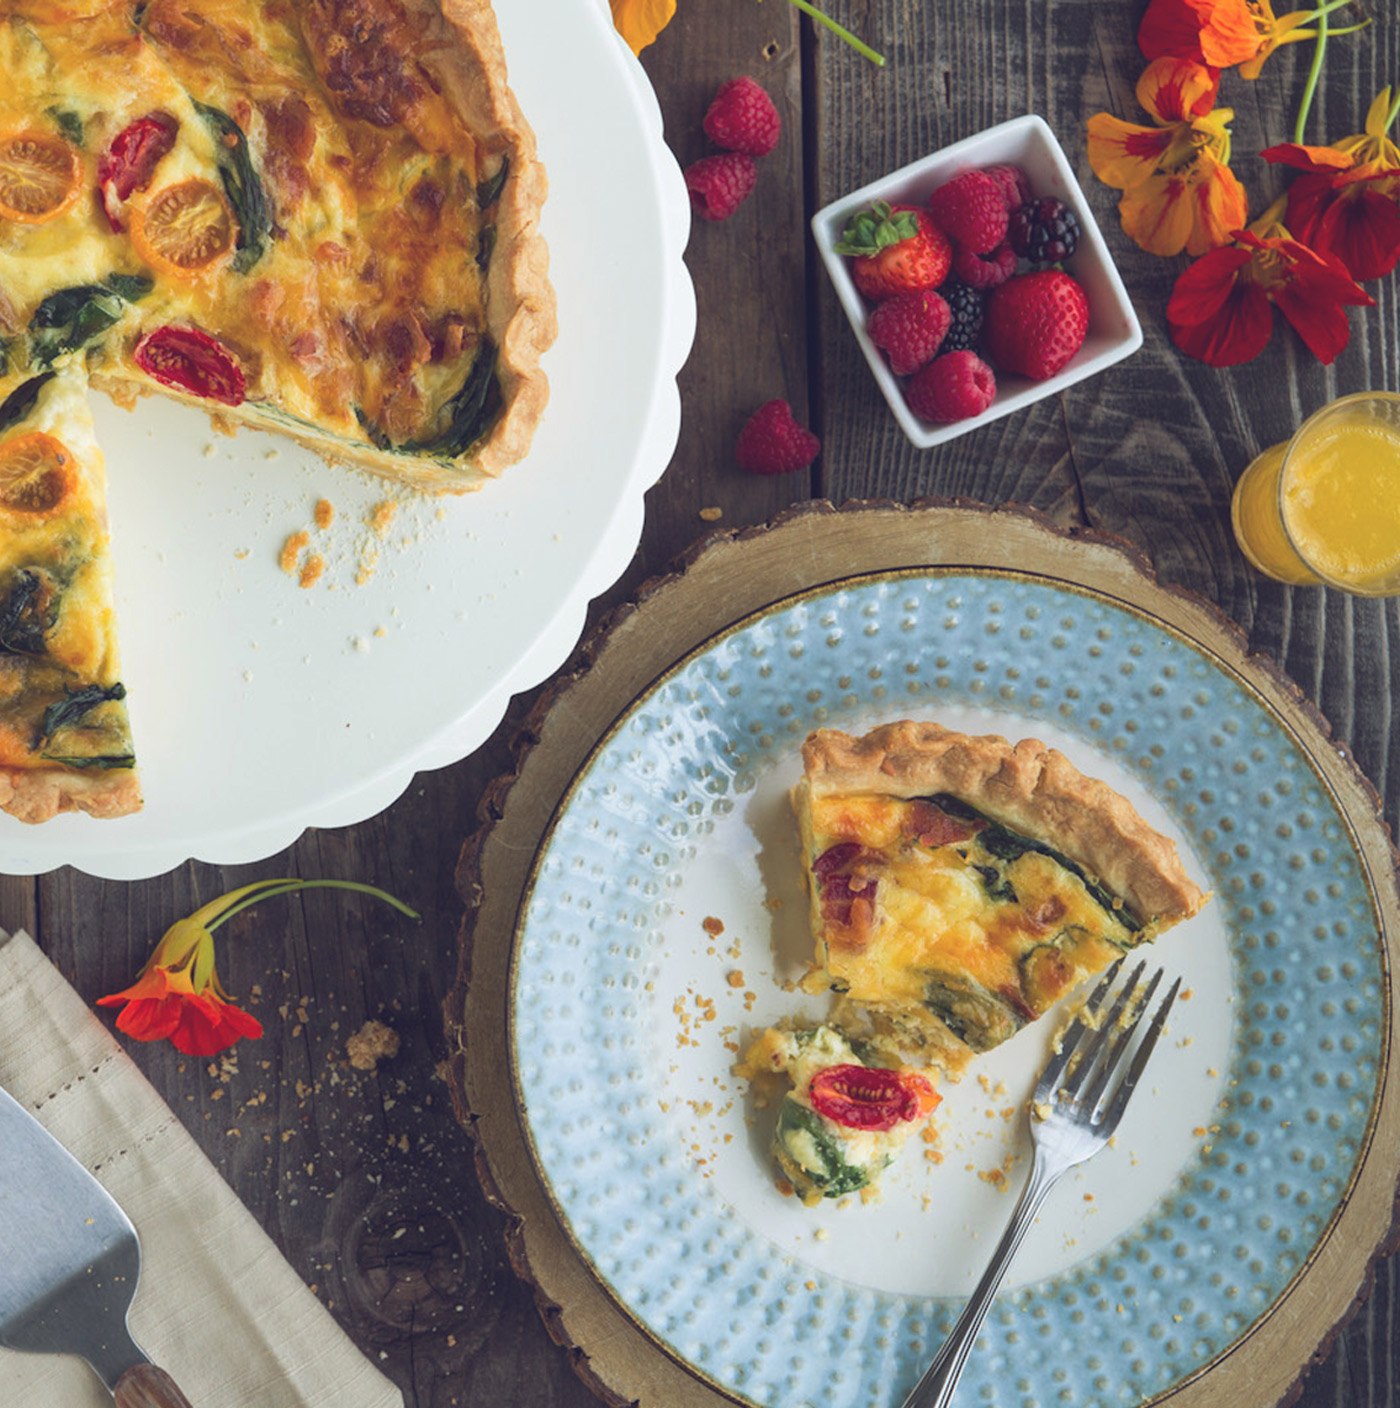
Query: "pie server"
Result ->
[[0, 1082, 193, 1407]]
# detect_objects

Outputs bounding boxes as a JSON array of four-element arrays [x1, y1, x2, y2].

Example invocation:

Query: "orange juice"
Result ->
[[1231, 393, 1400, 597], [1281, 417, 1400, 593]]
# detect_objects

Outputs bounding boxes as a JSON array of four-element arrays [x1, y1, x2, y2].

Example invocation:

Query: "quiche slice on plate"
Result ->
[[794, 720, 1207, 1069], [0, 365, 139, 822], [747, 720, 1207, 1201]]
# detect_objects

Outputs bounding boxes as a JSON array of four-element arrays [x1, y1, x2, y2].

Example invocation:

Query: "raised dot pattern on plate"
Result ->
[[511, 571, 1386, 1408]]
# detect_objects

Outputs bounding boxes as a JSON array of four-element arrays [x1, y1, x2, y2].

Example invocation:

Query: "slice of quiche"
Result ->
[[740, 1023, 941, 1205], [793, 720, 1206, 1072], [0, 365, 139, 822]]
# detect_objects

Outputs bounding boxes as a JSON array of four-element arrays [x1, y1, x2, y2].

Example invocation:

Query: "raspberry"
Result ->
[[904, 350, 997, 424], [703, 76, 781, 158], [735, 399, 820, 474], [866, 288, 951, 376], [685, 153, 758, 221], [939, 279, 985, 353], [952, 240, 1016, 289], [982, 163, 1033, 210], [927, 170, 1009, 254], [1008, 196, 1082, 263]]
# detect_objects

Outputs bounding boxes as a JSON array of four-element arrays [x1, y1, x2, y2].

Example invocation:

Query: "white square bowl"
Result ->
[[811, 114, 1143, 449]]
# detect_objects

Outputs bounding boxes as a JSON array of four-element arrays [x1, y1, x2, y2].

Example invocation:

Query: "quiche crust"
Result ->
[[797, 720, 1205, 926]]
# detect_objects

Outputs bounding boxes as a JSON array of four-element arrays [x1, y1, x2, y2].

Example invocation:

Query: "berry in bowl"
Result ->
[[812, 115, 1141, 448]]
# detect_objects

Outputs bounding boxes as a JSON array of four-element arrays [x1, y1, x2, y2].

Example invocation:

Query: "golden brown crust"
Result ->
[[0, 766, 141, 825], [799, 720, 1206, 924]]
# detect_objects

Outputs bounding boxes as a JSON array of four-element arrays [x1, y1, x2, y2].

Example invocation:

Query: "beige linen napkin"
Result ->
[[0, 929, 403, 1408]]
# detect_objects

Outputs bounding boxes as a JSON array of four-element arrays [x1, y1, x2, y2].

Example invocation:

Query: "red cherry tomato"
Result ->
[[133, 325, 246, 406], [808, 1064, 938, 1131], [97, 112, 178, 231]]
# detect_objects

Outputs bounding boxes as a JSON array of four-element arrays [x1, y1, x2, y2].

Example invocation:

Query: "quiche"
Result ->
[[793, 721, 1206, 1071], [0, 365, 139, 822], [0, 0, 554, 818], [740, 1023, 940, 1205]]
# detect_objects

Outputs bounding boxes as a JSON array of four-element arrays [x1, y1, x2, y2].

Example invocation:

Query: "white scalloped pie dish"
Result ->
[[0, 1, 695, 879]]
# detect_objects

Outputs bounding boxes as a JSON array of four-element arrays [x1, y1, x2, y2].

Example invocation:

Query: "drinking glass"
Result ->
[[1231, 391, 1400, 597]]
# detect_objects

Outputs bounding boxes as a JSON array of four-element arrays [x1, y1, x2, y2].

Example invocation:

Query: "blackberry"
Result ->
[[1008, 197, 1081, 263], [939, 278, 985, 353]]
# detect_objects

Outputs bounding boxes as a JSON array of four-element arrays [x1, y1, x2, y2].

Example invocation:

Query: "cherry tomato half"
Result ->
[[97, 112, 178, 231], [0, 432, 76, 515], [129, 178, 236, 276], [808, 1064, 938, 1132], [133, 325, 246, 406], [0, 131, 81, 225]]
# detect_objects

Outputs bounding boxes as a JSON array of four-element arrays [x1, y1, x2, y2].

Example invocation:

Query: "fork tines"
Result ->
[[1035, 959, 1181, 1138]]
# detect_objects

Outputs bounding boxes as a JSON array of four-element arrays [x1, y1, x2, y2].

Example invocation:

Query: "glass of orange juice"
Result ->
[[1231, 391, 1400, 596]]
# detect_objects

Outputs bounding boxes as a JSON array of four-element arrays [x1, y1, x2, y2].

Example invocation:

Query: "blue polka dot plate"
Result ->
[[507, 564, 1395, 1408]]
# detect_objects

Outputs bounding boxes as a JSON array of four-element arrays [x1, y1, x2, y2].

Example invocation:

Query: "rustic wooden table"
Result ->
[[4, 4, 1398, 1406]]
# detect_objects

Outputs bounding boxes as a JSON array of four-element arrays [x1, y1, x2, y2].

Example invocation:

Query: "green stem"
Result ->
[[1300, 0, 1361, 17], [1387, 87, 1400, 132], [783, 0, 885, 66], [1293, 8, 1328, 144], [208, 878, 420, 930]]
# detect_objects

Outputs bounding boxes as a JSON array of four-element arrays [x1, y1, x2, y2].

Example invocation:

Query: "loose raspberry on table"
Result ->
[[981, 163, 1033, 210], [866, 288, 951, 376], [952, 240, 1016, 289], [904, 350, 997, 424], [703, 76, 781, 158], [735, 399, 820, 474], [685, 153, 758, 221], [1008, 196, 1082, 263], [939, 278, 985, 353], [927, 170, 1009, 254]]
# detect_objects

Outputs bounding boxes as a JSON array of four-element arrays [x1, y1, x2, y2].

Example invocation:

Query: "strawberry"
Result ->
[[983, 269, 1090, 380], [834, 201, 951, 302]]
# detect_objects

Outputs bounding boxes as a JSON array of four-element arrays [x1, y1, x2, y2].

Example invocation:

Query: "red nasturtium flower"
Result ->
[[1262, 88, 1400, 282], [1087, 58, 1248, 256], [1165, 197, 1374, 367], [99, 879, 418, 1057], [1137, 0, 1354, 80]]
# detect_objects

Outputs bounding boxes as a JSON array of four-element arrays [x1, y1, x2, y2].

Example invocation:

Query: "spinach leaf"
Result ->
[[105, 273, 155, 303], [924, 792, 1142, 932], [477, 158, 509, 210], [476, 224, 496, 271], [0, 375, 54, 438], [193, 100, 271, 273], [30, 285, 125, 367], [46, 107, 84, 146], [39, 682, 127, 745], [0, 570, 54, 656], [973, 863, 1018, 904], [40, 753, 135, 771], [775, 1100, 870, 1198], [405, 342, 500, 458]]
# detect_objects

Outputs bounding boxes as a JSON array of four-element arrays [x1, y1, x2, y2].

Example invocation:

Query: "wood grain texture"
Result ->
[[1, 2, 1396, 1407]]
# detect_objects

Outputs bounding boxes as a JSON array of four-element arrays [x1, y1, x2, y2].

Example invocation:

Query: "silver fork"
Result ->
[[899, 959, 1181, 1408]]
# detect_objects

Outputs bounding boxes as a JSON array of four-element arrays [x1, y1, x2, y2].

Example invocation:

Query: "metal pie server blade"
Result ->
[[0, 1082, 193, 1406]]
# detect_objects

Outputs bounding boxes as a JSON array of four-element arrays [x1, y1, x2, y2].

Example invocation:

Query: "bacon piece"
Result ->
[[903, 799, 977, 849], [299, 0, 429, 129], [260, 95, 317, 162]]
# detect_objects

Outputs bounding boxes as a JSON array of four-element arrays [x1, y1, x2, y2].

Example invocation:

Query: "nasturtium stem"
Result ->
[[208, 879, 420, 930], [1387, 88, 1400, 132], [1294, 9, 1328, 144], [784, 0, 886, 66]]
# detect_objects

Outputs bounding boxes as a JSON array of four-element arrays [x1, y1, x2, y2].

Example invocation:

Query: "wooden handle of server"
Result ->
[[113, 1364, 194, 1408]]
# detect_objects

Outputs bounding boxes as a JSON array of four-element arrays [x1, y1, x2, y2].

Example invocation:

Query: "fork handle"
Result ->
[[900, 1146, 1063, 1408]]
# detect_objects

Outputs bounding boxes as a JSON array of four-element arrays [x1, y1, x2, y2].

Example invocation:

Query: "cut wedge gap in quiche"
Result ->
[[744, 719, 1208, 1202]]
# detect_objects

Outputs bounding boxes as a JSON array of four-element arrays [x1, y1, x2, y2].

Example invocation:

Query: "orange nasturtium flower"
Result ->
[[610, 0, 676, 55], [1087, 57, 1248, 257], [99, 879, 418, 1057], [1165, 197, 1374, 367], [1262, 88, 1400, 282], [1137, 0, 1356, 80]]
